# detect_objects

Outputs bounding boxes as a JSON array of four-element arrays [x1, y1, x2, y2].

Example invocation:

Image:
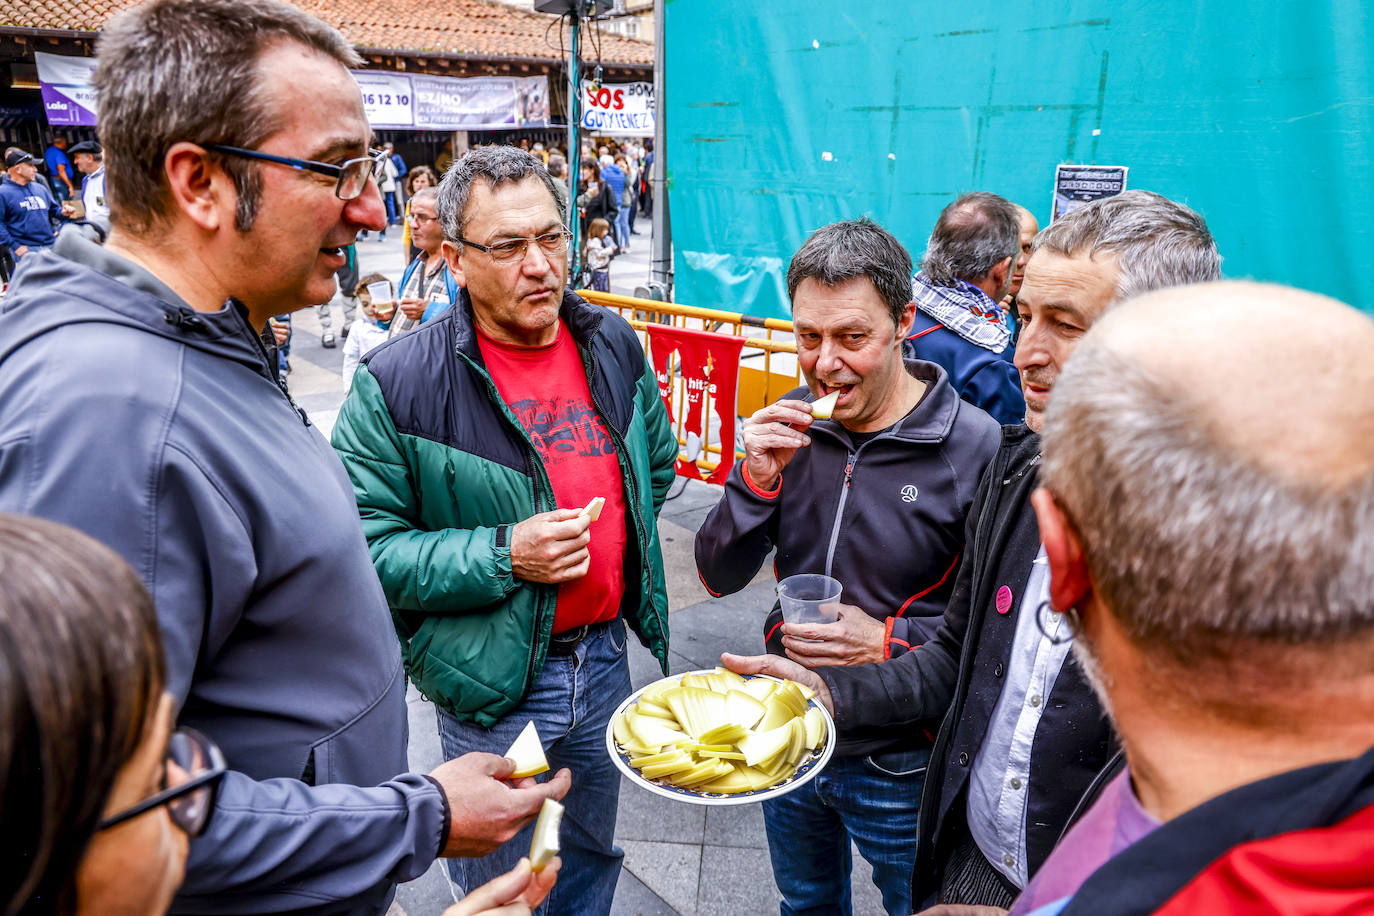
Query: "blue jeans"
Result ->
[[763, 746, 930, 916], [614, 204, 632, 251], [384, 191, 399, 225], [436, 619, 632, 915]]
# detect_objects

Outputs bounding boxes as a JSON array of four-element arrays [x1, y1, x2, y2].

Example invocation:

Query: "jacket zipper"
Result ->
[[822, 454, 856, 578], [456, 348, 555, 691], [231, 306, 311, 427], [581, 344, 664, 643]]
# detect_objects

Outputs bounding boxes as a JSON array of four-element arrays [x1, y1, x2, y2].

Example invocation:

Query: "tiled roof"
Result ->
[[0, 0, 653, 65]]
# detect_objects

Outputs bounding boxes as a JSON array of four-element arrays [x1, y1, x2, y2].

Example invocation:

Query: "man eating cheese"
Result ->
[[694, 217, 999, 915]]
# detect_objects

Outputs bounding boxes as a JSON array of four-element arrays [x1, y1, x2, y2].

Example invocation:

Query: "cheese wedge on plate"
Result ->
[[811, 391, 840, 419]]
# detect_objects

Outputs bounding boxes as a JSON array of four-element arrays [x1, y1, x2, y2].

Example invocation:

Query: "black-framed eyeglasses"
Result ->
[[202, 144, 388, 201], [98, 727, 226, 838], [456, 229, 572, 264]]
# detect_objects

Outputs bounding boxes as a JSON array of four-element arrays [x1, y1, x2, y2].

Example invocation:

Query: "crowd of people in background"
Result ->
[[1, 2, 1372, 916]]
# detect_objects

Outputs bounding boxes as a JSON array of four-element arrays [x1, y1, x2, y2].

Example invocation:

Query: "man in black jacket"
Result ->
[[698, 217, 1000, 915], [726, 191, 1222, 911]]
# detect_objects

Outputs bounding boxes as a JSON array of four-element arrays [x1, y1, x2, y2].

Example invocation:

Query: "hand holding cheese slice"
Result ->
[[505, 720, 550, 778], [529, 798, 563, 871], [810, 391, 840, 419], [582, 496, 606, 521]]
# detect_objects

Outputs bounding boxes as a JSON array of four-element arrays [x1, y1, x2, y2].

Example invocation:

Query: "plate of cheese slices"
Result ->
[[605, 669, 836, 806]]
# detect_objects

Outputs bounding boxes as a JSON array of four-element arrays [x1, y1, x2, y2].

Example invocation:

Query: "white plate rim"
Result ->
[[605, 670, 837, 806]]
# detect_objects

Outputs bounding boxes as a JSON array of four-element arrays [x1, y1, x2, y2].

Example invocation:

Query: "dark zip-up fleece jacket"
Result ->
[[817, 425, 1116, 905], [332, 289, 676, 727], [0, 230, 445, 915], [695, 360, 1000, 758]]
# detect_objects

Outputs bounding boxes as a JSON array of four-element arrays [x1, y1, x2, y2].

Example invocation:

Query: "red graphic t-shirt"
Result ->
[[477, 321, 628, 633]]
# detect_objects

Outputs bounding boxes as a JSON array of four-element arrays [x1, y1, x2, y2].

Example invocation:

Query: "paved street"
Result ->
[[288, 226, 885, 916]]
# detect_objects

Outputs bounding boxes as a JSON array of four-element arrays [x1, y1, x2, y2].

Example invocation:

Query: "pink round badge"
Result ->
[[995, 586, 1013, 615]]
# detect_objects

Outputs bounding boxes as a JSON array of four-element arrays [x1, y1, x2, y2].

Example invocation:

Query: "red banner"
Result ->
[[646, 325, 745, 485]]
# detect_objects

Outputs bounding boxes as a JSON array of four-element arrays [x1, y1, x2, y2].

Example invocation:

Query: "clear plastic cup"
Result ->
[[778, 574, 843, 625]]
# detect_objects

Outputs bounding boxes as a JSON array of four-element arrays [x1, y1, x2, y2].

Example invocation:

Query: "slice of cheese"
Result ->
[[505, 721, 550, 778], [811, 391, 840, 419], [529, 798, 563, 872], [582, 496, 606, 521]]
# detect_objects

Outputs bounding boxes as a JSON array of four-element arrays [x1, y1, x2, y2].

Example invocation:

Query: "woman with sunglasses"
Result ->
[[0, 513, 225, 916]]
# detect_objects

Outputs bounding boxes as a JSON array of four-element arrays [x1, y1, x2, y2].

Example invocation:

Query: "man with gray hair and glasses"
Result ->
[[728, 190, 1221, 913], [1010, 282, 1374, 915], [907, 192, 1025, 425], [333, 144, 677, 914], [0, 2, 569, 913]]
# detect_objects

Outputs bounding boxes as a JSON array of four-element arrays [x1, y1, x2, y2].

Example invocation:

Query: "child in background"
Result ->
[[341, 273, 395, 393], [584, 217, 616, 292]]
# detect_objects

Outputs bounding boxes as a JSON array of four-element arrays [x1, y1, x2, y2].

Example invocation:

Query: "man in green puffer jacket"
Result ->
[[332, 145, 675, 915]]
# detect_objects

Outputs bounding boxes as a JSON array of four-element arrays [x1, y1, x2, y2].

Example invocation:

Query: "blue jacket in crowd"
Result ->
[[0, 177, 56, 250], [906, 270, 1025, 426], [0, 229, 445, 915], [601, 162, 626, 203]]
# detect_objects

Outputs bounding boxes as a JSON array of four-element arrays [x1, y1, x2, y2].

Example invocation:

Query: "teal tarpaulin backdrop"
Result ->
[[663, 2, 1373, 320]]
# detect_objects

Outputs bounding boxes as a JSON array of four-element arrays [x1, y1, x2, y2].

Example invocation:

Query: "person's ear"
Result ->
[[442, 239, 468, 288], [895, 301, 916, 341], [163, 142, 230, 232], [990, 256, 1013, 292], [1031, 487, 1093, 613]]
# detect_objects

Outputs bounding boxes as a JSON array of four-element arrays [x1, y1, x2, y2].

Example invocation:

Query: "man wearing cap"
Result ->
[[65, 140, 108, 225], [0, 149, 57, 259]]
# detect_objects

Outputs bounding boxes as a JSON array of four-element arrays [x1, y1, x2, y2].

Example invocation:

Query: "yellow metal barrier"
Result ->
[[579, 289, 804, 479]]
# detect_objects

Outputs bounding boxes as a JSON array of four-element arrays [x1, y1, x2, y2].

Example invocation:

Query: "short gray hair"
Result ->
[[786, 217, 913, 328], [920, 192, 1019, 287], [92, 0, 360, 234], [437, 145, 566, 241], [1040, 339, 1374, 668], [1034, 190, 1221, 302]]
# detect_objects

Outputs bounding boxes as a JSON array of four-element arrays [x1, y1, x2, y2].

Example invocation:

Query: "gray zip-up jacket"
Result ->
[[0, 231, 446, 915], [694, 360, 1000, 757]]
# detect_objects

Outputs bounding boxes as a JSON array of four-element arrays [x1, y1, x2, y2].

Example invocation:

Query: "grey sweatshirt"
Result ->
[[0, 230, 446, 914]]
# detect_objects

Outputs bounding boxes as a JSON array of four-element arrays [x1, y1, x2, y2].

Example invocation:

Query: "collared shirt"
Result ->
[[966, 546, 1074, 887], [81, 166, 108, 222]]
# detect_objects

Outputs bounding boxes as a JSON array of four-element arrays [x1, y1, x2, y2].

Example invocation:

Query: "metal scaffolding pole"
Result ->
[[565, 10, 582, 278]]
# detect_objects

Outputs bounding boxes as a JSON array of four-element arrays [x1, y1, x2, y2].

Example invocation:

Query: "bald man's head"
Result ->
[[1040, 282, 1374, 671], [1092, 282, 1374, 486], [1008, 204, 1039, 297]]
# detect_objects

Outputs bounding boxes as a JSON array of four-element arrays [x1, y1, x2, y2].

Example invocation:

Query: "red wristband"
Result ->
[[742, 464, 782, 499]]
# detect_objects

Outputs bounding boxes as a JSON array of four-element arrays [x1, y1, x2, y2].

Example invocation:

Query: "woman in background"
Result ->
[[402, 166, 439, 262]]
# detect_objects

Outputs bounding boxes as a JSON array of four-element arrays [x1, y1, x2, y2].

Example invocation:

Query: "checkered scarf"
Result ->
[[911, 271, 1012, 354]]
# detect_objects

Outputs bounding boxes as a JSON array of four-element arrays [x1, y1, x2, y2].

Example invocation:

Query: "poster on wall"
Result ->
[[34, 52, 99, 127], [1051, 164, 1129, 220], [580, 81, 654, 136]]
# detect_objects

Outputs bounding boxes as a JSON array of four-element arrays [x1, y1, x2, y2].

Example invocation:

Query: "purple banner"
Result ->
[[34, 52, 98, 127]]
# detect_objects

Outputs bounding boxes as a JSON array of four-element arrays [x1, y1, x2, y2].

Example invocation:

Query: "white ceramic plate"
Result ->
[[605, 671, 837, 806]]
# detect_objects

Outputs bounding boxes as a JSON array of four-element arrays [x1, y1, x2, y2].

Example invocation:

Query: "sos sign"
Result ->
[[580, 80, 654, 134], [586, 86, 627, 110]]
